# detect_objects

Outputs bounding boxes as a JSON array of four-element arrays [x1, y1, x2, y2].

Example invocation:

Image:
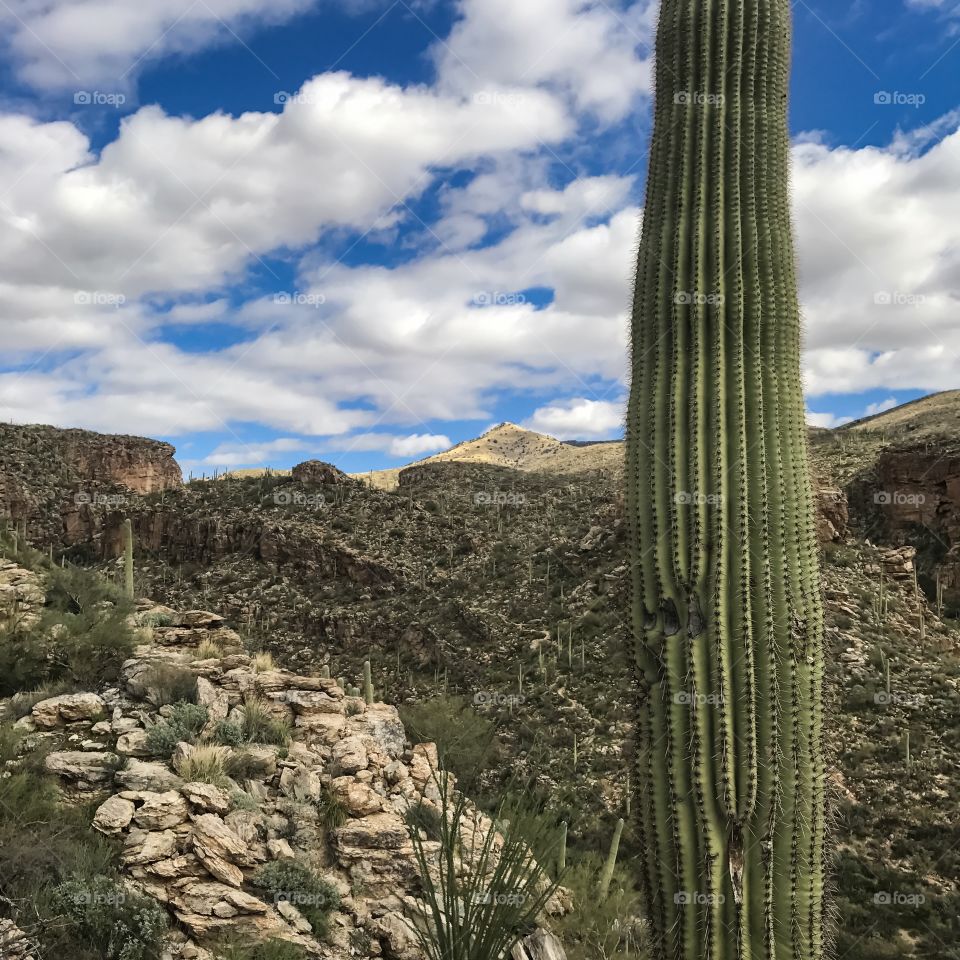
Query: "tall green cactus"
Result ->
[[626, 3, 826, 959], [122, 518, 135, 600]]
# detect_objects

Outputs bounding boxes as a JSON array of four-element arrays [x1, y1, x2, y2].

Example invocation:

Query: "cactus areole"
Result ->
[[626, 2, 826, 959]]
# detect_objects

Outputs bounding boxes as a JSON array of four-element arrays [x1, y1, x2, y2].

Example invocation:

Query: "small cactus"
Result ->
[[363, 660, 374, 704], [598, 818, 625, 899], [122, 518, 135, 600]]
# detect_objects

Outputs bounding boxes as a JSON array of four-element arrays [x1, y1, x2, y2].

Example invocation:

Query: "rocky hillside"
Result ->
[[0, 557, 567, 960], [359, 423, 623, 490], [3, 399, 960, 959]]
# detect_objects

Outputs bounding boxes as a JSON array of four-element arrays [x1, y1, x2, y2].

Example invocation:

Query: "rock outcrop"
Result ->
[[8, 592, 567, 960]]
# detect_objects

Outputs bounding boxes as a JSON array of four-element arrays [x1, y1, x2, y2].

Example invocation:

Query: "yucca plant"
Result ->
[[626, 1, 827, 959], [406, 776, 561, 960]]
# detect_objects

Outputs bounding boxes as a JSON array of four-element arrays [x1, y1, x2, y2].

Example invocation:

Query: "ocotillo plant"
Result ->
[[122, 519, 135, 600], [625, 2, 827, 959]]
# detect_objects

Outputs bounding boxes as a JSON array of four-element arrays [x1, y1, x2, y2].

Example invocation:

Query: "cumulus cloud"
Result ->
[[525, 397, 623, 439], [436, 0, 657, 121]]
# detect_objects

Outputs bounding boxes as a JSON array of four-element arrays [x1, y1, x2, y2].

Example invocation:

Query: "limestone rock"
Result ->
[[133, 790, 189, 830], [116, 728, 151, 756], [116, 759, 184, 792], [44, 749, 118, 784], [122, 828, 178, 866], [331, 777, 384, 817], [190, 814, 255, 888], [331, 735, 368, 775], [31, 692, 105, 729], [93, 794, 136, 834], [182, 781, 232, 815], [334, 812, 408, 851]]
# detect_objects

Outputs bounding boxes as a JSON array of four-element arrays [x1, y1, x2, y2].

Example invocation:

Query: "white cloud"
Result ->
[[0, 0, 356, 92], [436, 0, 656, 121], [525, 397, 623, 439], [806, 410, 853, 429], [195, 437, 310, 468], [864, 396, 900, 416]]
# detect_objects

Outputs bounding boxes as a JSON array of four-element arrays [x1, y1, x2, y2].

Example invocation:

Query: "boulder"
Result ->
[[31, 692, 105, 729], [331, 777, 384, 817], [116, 729, 151, 756], [115, 759, 184, 792], [133, 790, 190, 830], [93, 794, 136, 834], [44, 750, 118, 784], [122, 828, 179, 866], [182, 781, 233, 815], [334, 812, 408, 851], [330, 735, 368, 775], [190, 814, 256, 888]]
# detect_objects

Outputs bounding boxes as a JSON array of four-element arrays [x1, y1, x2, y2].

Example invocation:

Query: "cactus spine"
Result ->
[[123, 519, 135, 600], [626, 2, 827, 959]]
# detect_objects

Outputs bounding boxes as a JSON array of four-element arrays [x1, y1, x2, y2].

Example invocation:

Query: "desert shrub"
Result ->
[[48, 876, 168, 960], [224, 749, 268, 782], [195, 639, 223, 660], [399, 695, 498, 783], [139, 611, 174, 628], [315, 784, 348, 831], [141, 664, 198, 706], [211, 719, 245, 746], [554, 855, 646, 960], [404, 800, 442, 841], [178, 744, 229, 785], [251, 651, 275, 672], [216, 937, 307, 960], [145, 702, 208, 757], [0, 563, 135, 695], [241, 696, 290, 745], [229, 789, 260, 811], [405, 778, 560, 960], [252, 860, 340, 940]]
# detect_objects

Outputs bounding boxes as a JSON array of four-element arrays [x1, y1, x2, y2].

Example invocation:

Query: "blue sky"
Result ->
[[0, 0, 958, 473]]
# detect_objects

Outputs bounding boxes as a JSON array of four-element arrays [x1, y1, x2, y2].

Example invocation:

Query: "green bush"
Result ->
[[140, 664, 198, 706], [50, 876, 168, 960], [241, 697, 291, 746], [399, 695, 498, 783], [315, 784, 348, 831], [145, 701, 208, 757], [0, 563, 135, 696], [252, 860, 340, 940], [215, 937, 307, 960], [212, 719, 245, 746]]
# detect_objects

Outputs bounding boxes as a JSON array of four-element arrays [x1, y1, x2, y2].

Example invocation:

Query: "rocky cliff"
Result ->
[[4, 580, 567, 960]]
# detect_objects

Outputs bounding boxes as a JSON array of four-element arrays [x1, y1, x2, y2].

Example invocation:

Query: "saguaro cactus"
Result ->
[[122, 519, 135, 600], [625, 3, 826, 959]]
